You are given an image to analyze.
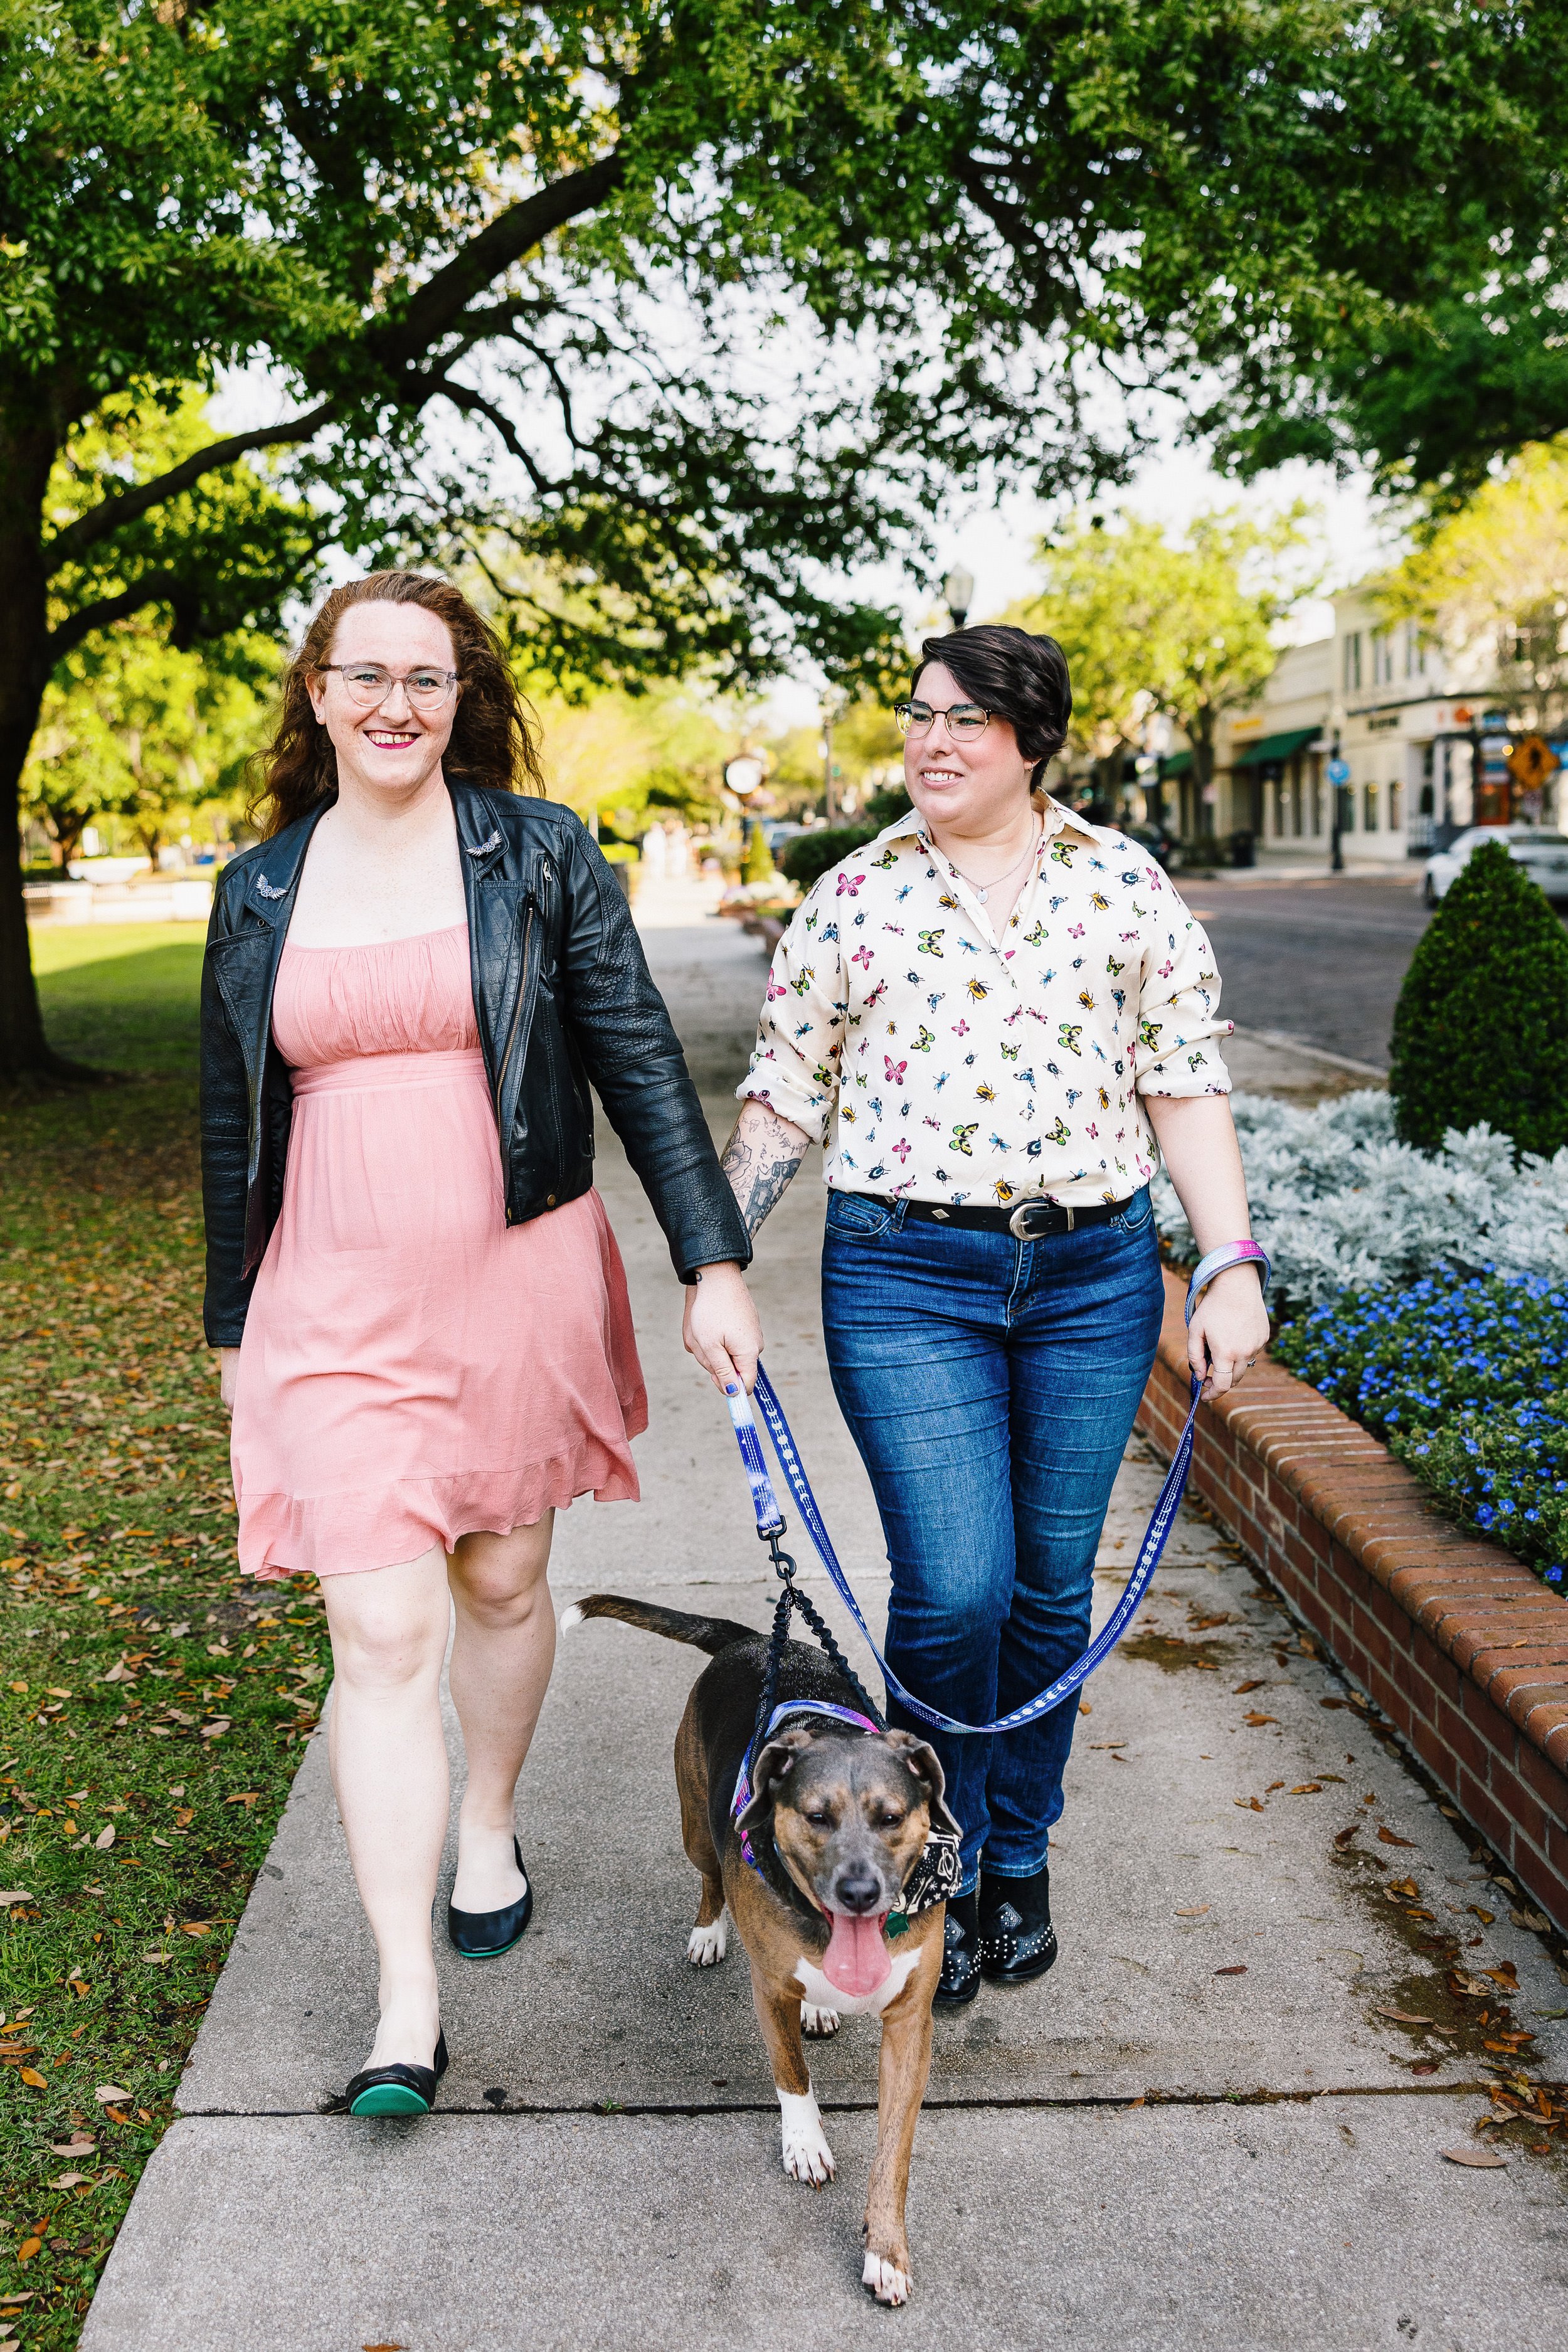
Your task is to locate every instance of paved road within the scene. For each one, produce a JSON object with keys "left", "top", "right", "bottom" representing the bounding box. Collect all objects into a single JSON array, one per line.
[
  {"left": 1180, "top": 874, "right": 1432, "bottom": 1073},
  {"left": 81, "top": 891, "right": 1568, "bottom": 2351}
]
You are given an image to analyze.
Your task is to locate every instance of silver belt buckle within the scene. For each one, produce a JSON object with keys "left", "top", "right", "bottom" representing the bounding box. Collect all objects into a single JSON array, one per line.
[{"left": 1009, "top": 1198, "right": 1070, "bottom": 1239}]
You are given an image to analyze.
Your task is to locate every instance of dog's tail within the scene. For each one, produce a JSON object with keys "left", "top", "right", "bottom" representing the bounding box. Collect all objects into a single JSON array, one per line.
[{"left": 560, "top": 1593, "right": 760, "bottom": 1655}]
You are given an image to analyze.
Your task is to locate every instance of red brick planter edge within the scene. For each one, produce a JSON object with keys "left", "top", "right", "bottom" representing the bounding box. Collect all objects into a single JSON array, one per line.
[{"left": 1136, "top": 1268, "right": 1568, "bottom": 1934}]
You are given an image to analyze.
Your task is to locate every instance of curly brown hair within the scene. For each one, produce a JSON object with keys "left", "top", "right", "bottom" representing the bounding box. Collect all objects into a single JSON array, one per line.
[{"left": 251, "top": 571, "right": 544, "bottom": 837}]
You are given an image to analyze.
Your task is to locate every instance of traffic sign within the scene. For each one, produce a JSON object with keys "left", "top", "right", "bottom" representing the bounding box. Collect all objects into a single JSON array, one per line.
[
  {"left": 1507, "top": 734, "right": 1559, "bottom": 791},
  {"left": 1327, "top": 757, "right": 1351, "bottom": 786}
]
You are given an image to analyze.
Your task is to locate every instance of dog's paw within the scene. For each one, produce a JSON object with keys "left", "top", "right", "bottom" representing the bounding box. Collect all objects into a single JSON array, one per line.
[
  {"left": 862, "top": 2250, "right": 912, "bottom": 2306},
  {"left": 778, "top": 2086, "right": 835, "bottom": 2187},
  {"left": 686, "top": 1909, "right": 728, "bottom": 1966},
  {"left": 800, "top": 2003, "right": 840, "bottom": 2038}
]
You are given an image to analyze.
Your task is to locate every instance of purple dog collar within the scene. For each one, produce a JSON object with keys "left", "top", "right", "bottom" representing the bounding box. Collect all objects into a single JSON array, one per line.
[{"left": 732, "top": 1699, "right": 881, "bottom": 1870}]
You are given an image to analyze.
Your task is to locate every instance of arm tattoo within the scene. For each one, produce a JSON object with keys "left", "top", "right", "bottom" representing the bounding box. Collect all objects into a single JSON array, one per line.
[{"left": 721, "top": 1105, "right": 810, "bottom": 1238}]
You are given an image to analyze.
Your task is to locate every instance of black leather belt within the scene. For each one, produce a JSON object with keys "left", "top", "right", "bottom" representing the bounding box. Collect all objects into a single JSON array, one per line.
[{"left": 869, "top": 1193, "right": 1135, "bottom": 1238}]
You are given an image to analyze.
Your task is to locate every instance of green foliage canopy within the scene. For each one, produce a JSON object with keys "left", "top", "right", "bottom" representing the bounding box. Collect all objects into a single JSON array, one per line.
[
  {"left": 1012, "top": 506, "right": 1318, "bottom": 789},
  {"left": 6, "top": 0, "right": 1566, "bottom": 1074}
]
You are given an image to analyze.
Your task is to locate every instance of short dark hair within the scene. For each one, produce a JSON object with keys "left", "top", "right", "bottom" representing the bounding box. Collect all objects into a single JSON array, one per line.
[{"left": 911, "top": 625, "right": 1073, "bottom": 789}]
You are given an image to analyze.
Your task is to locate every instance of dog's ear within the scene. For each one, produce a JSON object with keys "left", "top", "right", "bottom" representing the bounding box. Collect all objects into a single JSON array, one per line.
[
  {"left": 884, "top": 1730, "right": 963, "bottom": 1840},
  {"left": 735, "top": 1725, "right": 814, "bottom": 1836}
]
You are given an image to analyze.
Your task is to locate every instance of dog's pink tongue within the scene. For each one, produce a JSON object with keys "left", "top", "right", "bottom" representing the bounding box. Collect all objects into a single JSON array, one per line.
[{"left": 822, "top": 1909, "right": 891, "bottom": 1997}]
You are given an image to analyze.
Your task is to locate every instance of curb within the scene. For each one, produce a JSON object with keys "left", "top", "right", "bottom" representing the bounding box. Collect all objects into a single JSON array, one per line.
[{"left": 1137, "top": 1268, "right": 1568, "bottom": 1934}]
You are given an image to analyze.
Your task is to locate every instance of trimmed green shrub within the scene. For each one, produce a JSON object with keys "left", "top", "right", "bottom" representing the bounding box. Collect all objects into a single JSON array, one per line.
[
  {"left": 777, "top": 822, "right": 877, "bottom": 892},
  {"left": 742, "top": 820, "right": 777, "bottom": 884},
  {"left": 1390, "top": 839, "right": 1568, "bottom": 1155}
]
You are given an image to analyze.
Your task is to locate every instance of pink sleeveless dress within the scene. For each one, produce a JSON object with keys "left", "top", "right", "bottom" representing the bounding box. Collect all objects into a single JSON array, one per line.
[{"left": 230, "top": 923, "right": 647, "bottom": 1581}]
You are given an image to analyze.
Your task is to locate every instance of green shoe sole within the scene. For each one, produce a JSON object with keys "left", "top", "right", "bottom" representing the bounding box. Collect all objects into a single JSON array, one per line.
[{"left": 349, "top": 2082, "right": 433, "bottom": 2118}]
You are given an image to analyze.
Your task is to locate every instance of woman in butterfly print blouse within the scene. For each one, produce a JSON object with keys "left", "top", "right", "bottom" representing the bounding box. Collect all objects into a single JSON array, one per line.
[{"left": 698, "top": 625, "right": 1269, "bottom": 2008}]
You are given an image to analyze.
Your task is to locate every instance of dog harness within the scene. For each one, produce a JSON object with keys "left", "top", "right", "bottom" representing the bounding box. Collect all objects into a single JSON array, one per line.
[{"left": 731, "top": 1698, "right": 962, "bottom": 1932}]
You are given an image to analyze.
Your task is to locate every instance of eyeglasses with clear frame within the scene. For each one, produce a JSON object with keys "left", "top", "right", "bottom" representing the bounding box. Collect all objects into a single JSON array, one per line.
[
  {"left": 316, "top": 663, "right": 461, "bottom": 711},
  {"left": 895, "top": 699, "right": 993, "bottom": 739}
]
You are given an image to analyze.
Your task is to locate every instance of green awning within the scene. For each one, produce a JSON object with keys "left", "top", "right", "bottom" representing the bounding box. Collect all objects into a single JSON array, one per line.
[
  {"left": 1161, "top": 750, "right": 1192, "bottom": 776},
  {"left": 1228, "top": 726, "right": 1320, "bottom": 770}
]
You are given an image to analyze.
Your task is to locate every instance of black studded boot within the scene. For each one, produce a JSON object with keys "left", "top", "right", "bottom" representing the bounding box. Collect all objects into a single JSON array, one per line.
[
  {"left": 933, "top": 1888, "right": 982, "bottom": 2009},
  {"left": 978, "top": 1860, "right": 1058, "bottom": 1984}
]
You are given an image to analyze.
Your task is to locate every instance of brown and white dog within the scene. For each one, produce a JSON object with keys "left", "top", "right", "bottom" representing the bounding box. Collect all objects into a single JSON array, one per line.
[{"left": 563, "top": 1593, "right": 960, "bottom": 2304}]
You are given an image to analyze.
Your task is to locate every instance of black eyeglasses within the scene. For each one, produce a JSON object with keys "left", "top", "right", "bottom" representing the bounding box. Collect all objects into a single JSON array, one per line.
[{"left": 895, "top": 699, "right": 993, "bottom": 739}]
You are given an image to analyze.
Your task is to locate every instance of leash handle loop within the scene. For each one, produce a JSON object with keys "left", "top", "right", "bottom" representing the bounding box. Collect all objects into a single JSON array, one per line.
[
  {"left": 1185, "top": 1240, "right": 1271, "bottom": 1326},
  {"left": 726, "top": 1384, "right": 786, "bottom": 1536}
]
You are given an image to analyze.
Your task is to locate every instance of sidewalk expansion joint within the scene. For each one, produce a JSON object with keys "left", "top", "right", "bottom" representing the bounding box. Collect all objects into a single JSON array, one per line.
[{"left": 174, "top": 2080, "right": 1507, "bottom": 2123}]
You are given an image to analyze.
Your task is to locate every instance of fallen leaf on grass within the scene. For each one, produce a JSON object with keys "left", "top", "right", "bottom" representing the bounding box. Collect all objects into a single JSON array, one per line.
[
  {"left": 141, "top": 1951, "right": 171, "bottom": 1966},
  {"left": 1377, "top": 1827, "right": 1416, "bottom": 1848},
  {"left": 94, "top": 2085, "right": 132, "bottom": 2106},
  {"left": 1441, "top": 2146, "right": 1507, "bottom": 2168},
  {"left": 1242, "top": 1711, "right": 1277, "bottom": 1727},
  {"left": 1175, "top": 1905, "right": 1210, "bottom": 1917},
  {"left": 1232, "top": 1680, "right": 1267, "bottom": 1694},
  {"left": 18, "top": 2069, "right": 46, "bottom": 2088},
  {"left": 50, "top": 2138, "right": 94, "bottom": 2158},
  {"left": 0, "top": 1890, "right": 34, "bottom": 1907},
  {"left": 181, "top": 1922, "right": 211, "bottom": 1937},
  {"left": 93, "top": 1825, "right": 114, "bottom": 1851},
  {"left": 14, "top": 2242, "right": 40, "bottom": 2267},
  {"left": 224, "top": 1792, "right": 258, "bottom": 1809},
  {"left": 49, "top": 2173, "right": 90, "bottom": 2190},
  {"left": 1214, "top": 1964, "right": 1248, "bottom": 1976}
]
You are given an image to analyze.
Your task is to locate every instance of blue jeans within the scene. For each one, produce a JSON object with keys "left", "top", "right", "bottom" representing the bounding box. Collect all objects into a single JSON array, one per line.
[{"left": 820, "top": 1188, "right": 1164, "bottom": 1892}]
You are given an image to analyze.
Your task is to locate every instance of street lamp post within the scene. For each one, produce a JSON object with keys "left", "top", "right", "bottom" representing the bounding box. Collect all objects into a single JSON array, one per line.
[{"left": 943, "top": 564, "right": 975, "bottom": 630}]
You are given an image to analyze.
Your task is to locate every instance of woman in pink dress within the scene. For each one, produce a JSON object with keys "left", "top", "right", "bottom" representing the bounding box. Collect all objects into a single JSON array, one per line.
[{"left": 201, "top": 571, "right": 760, "bottom": 2114}]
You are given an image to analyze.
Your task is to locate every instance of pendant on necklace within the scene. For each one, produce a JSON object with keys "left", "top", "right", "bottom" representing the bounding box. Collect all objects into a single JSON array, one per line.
[{"left": 977, "top": 886, "right": 988, "bottom": 903}]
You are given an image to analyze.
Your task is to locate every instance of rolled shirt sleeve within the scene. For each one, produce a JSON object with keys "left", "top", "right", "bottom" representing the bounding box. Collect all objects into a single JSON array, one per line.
[
  {"left": 1132, "top": 896, "right": 1233, "bottom": 1098},
  {"left": 737, "top": 885, "right": 849, "bottom": 1142}
]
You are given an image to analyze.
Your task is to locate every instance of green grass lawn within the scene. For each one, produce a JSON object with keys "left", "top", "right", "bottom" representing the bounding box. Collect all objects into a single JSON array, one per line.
[{"left": 0, "top": 928, "right": 329, "bottom": 2349}]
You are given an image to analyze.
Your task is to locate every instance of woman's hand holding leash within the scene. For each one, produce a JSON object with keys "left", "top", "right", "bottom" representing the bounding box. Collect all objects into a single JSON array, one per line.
[
  {"left": 1187, "top": 1261, "right": 1270, "bottom": 1398},
  {"left": 684, "top": 1261, "right": 763, "bottom": 1394}
]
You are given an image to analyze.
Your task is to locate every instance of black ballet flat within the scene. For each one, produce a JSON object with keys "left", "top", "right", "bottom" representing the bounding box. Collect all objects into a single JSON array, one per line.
[
  {"left": 345, "top": 2028, "right": 448, "bottom": 2117},
  {"left": 447, "top": 1837, "right": 533, "bottom": 1960}
]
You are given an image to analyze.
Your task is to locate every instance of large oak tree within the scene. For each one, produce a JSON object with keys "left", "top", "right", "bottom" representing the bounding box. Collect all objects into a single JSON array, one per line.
[{"left": 3, "top": 0, "right": 1560, "bottom": 1075}]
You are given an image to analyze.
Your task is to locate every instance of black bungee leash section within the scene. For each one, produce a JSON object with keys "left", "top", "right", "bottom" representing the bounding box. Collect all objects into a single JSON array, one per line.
[{"left": 747, "top": 1517, "right": 884, "bottom": 1773}]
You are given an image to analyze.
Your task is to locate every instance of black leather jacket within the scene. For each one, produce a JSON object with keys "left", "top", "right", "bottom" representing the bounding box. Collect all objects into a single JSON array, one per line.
[{"left": 199, "top": 780, "right": 751, "bottom": 1346}]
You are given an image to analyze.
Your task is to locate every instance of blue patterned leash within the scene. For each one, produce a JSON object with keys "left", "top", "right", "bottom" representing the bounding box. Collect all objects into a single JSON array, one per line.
[{"left": 724, "top": 1240, "right": 1270, "bottom": 1737}]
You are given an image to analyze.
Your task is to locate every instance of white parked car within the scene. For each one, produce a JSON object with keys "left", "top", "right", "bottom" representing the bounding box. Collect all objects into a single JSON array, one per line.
[{"left": 1422, "top": 825, "right": 1568, "bottom": 906}]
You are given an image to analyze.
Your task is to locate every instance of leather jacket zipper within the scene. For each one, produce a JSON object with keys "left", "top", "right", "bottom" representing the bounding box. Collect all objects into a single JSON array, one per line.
[{"left": 495, "top": 891, "right": 545, "bottom": 1220}]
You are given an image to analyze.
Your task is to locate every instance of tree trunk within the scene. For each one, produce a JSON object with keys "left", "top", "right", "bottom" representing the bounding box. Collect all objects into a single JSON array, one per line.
[{"left": 0, "top": 406, "right": 92, "bottom": 1081}]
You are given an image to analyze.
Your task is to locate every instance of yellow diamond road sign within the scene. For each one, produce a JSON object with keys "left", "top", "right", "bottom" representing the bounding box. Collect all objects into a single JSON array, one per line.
[{"left": 1506, "top": 734, "right": 1559, "bottom": 790}]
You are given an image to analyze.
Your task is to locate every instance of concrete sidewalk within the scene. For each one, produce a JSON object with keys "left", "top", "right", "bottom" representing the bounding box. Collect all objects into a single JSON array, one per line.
[{"left": 83, "top": 901, "right": 1568, "bottom": 2350}]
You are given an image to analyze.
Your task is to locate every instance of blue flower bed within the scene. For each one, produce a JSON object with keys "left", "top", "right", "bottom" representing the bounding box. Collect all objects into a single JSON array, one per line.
[{"left": 1273, "top": 1269, "right": 1568, "bottom": 1588}]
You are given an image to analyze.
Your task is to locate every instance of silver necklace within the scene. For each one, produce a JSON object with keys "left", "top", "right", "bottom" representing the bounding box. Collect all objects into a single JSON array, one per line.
[{"left": 942, "top": 820, "right": 1041, "bottom": 903}]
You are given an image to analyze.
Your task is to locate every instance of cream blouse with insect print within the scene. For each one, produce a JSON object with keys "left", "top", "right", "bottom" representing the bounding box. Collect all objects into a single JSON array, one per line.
[{"left": 739, "top": 800, "right": 1232, "bottom": 1210}]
